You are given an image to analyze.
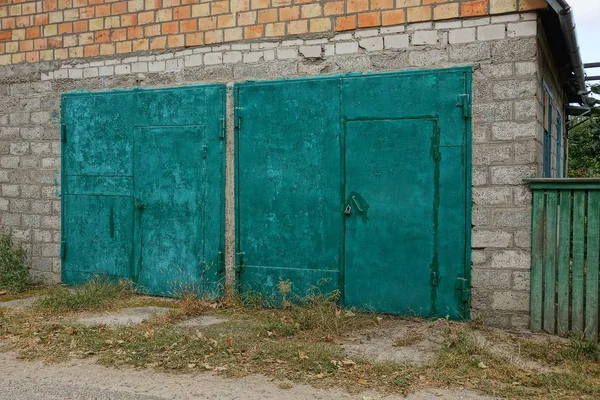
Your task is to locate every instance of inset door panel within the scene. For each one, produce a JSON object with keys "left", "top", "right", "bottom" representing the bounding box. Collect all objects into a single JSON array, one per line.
[
  {"left": 62, "top": 92, "right": 135, "bottom": 176},
  {"left": 134, "top": 126, "right": 214, "bottom": 296},
  {"left": 62, "top": 194, "right": 134, "bottom": 284},
  {"left": 344, "top": 119, "right": 437, "bottom": 315}
]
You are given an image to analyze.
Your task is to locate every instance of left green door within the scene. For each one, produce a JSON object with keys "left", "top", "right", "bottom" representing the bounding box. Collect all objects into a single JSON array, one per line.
[{"left": 62, "top": 85, "right": 226, "bottom": 297}]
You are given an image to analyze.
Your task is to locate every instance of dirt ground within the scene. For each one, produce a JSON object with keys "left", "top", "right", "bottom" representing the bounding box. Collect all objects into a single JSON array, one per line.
[
  {"left": 1, "top": 287, "right": 599, "bottom": 399},
  {"left": 0, "top": 351, "right": 493, "bottom": 400}
]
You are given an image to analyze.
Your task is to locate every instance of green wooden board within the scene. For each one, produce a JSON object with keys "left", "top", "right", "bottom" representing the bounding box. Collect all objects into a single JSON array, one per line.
[
  {"left": 557, "top": 190, "right": 572, "bottom": 336},
  {"left": 586, "top": 191, "right": 600, "bottom": 339},
  {"left": 61, "top": 85, "right": 226, "bottom": 297},
  {"left": 543, "top": 191, "right": 557, "bottom": 333},
  {"left": 530, "top": 190, "right": 545, "bottom": 331},
  {"left": 235, "top": 68, "right": 470, "bottom": 317},
  {"left": 572, "top": 191, "right": 586, "bottom": 333}
]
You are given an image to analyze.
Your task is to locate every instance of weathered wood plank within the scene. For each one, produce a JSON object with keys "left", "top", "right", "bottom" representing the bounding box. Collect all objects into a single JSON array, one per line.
[
  {"left": 585, "top": 191, "right": 600, "bottom": 340},
  {"left": 557, "top": 190, "right": 572, "bottom": 336},
  {"left": 543, "top": 191, "right": 558, "bottom": 333},
  {"left": 572, "top": 191, "right": 586, "bottom": 334},
  {"left": 530, "top": 189, "right": 545, "bottom": 331}
]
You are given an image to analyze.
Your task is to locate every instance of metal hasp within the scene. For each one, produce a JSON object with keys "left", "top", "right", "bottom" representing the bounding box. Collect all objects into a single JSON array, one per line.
[
  {"left": 61, "top": 85, "right": 226, "bottom": 298},
  {"left": 235, "top": 68, "right": 472, "bottom": 319}
]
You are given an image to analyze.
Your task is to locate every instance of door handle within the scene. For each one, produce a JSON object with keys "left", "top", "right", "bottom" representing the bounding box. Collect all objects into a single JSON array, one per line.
[
  {"left": 351, "top": 196, "right": 364, "bottom": 213},
  {"left": 344, "top": 204, "right": 352, "bottom": 215}
]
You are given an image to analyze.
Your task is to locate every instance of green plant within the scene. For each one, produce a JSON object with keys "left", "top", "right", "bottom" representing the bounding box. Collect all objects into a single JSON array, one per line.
[
  {"left": 569, "top": 84, "right": 600, "bottom": 177},
  {"left": 0, "top": 233, "right": 30, "bottom": 293},
  {"left": 34, "top": 278, "right": 133, "bottom": 313},
  {"left": 561, "top": 336, "right": 600, "bottom": 362}
]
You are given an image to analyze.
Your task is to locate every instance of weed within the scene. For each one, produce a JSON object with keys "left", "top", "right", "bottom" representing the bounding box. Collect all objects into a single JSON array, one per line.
[
  {"left": 281, "top": 290, "right": 374, "bottom": 338},
  {"left": 264, "top": 321, "right": 297, "bottom": 337},
  {"left": 175, "top": 286, "right": 213, "bottom": 317},
  {"left": 562, "top": 336, "right": 600, "bottom": 362},
  {"left": 5, "top": 286, "right": 600, "bottom": 399},
  {"left": 0, "top": 233, "right": 30, "bottom": 293},
  {"left": 520, "top": 335, "right": 600, "bottom": 367},
  {"left": 278, "top": 382, "right": 294, "bottom": 390},
  {"left": 34, "top": 278, "right": 133, "bottom": 313},
  {"left": 392, "top": 330, "right": 423, "bottom": 347}
]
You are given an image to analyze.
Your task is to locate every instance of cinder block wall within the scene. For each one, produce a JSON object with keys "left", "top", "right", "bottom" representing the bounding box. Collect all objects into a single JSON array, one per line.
[{"left": 0, "top": 0, "right": 552, "bottom": 330}]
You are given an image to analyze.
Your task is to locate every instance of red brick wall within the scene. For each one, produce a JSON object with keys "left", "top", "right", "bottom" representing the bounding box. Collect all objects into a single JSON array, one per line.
[{"left": 0, "top": 0, "right": 547, "bottom": 65}]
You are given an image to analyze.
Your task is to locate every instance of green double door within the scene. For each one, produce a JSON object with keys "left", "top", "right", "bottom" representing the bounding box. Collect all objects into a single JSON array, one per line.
[
  {"left": 61, "top": 85, "right": 225, "bottom": 297},
  {"left": 236, "top": 69, "right": 471, "bottom": 317}
]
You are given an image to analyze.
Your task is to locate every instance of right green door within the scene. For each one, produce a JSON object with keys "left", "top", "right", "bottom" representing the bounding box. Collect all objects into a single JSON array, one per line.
[
  {"left": 235, "top": 68, "right": 471, "bottom": 318},
  {"left": 341, "top": 70, "right": 471, "bottom": 319}
]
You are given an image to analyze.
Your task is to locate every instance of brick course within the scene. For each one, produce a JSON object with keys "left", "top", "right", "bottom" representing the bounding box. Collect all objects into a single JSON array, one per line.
[{"left": 0, "top": 0, "right": 547, "bottom": 65}]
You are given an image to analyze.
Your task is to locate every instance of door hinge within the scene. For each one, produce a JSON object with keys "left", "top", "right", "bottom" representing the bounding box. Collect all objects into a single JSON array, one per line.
[
  {"left": 219, "top": 117, "right": 225, "bottom": 140},
  {"left": 455, "top": 277, "right": 471, "bottom": 303},
  {"left": 456, "top": 94, "right": 471, "bottom": 118},
  {"left": 432, "top": 144, "right": 440, "bottom": 161},
  {"left": 202, "top": 145, "right": 208, "bottom": 159},
  {"left": 430, "top": 271, "right": 439, "bottom": 287},
  {"left": 60, "top": 241, "right": 66, "bottom": 259},
  {"left": 60, "top": 124, "right": 66, "bottom": 142},
  {"left": 235, "top": 252, "right": 245, "bottom": 273},
  {"left": 234, "top": 108, "right": 243, "bottom": 130}
]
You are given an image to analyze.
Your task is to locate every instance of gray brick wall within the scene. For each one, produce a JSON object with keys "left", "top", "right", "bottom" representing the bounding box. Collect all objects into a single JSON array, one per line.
[{"left": 0, "top": 12, "right": 544, "bottom": 329}]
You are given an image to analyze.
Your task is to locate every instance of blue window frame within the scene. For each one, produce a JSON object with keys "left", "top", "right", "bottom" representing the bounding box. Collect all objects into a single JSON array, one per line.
[
  {"left": 556, "top": 112, "right": 563, "bottom": 178},
  {"left": 542, "top": 84, "right": 553, "bottom": 178}
]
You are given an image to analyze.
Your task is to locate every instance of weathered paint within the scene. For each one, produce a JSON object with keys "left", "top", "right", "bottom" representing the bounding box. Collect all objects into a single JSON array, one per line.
[
  {"left": 235, "top": 68, "right": 471, "bottom": 317},
  {"left": 61, "top": 85, "right": 226, "bottom": 297},
  {"left": 528, "top": 179, "right": 600, "bottom": 340},
  {"left": 235, "top": 76, "right": 342, "bottom": 301}
]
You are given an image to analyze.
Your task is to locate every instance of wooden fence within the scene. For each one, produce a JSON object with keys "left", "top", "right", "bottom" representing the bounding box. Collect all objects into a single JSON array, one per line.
[{"left": 528, "top": 179, "right": 600, "bottom": 340}]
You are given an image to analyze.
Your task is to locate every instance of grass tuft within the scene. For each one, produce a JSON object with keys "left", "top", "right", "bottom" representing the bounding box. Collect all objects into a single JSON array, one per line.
[
  {"left": 34, "top": 278, "right": 133, "bottom": 313},
  {"left": 562, "top": 336, "right": 600, "bottom": 362},
  {"left": 0, "top": 233, "right": 30, "bottom": 293}
]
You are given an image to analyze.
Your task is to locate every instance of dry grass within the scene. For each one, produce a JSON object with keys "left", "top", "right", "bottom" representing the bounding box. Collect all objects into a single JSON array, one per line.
[
  {"left": 33, "top": 279, "right": 134, "bottom": 314},
  {"left": 2, "top": 284, "right": 600, "bottom": 399},
  {"left": 392, "top": 329, "right": 423, "bottom": 347}
]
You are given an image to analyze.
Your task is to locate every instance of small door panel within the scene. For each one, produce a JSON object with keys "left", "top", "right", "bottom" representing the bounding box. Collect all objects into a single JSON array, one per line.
[
  {"left": 63, "top": 194, "right": 134, "bottom": 284},
  {"left": 344, "top": 119, "right": 436, "bottom": 315},
  {"left": 62, "top": 92, "right": 134, "bottom": 176},
  {"left": 134, "top": 126, "right": 218, "bottom": 296},
  {"left": 437, "top": 145, "right": 467, "bottom": 318}
]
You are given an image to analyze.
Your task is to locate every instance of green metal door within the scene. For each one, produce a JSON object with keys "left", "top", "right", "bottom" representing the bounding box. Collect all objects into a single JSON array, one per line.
[
  {"left": 62, "top": 85, "right": 226, "bottom": 297},
  {"left": 344, "top": 119, "right": 437, "bottom": 315},
  {"left": 341, "top": 71, "right": 471, "bottom": 318},
  {"left": 236, "top": 69, "right": 471, "bottom": 317},
  {"left": 235, "top": 78, "right": 342, "bottom": 300}
]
